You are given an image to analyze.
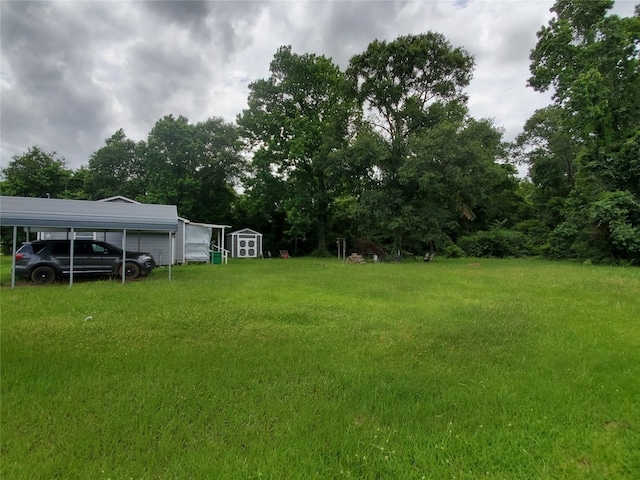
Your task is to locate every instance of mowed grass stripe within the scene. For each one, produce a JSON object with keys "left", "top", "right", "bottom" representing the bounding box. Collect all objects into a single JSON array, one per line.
[{"left": 1, "top": 258, "right": 639, "bottom": 478}]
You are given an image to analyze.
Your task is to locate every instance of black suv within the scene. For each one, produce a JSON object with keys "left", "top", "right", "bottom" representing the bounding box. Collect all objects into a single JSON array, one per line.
[{"left": 14, "top": 240, "right": 157, "bottom": 284}]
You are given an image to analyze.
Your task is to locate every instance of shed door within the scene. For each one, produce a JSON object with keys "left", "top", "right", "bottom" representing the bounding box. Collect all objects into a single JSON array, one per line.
[{"left": 237, "top": 235, "right": 257, "bottom": 258}]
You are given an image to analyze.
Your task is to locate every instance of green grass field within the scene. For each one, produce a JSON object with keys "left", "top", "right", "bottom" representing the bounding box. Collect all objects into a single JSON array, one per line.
[{"left": 1, "top": 257, "right": 639, "bottom": 479}]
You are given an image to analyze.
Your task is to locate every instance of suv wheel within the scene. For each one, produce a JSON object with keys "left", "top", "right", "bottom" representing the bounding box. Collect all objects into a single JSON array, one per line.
[
  {"left": 31, "top": 266, "right": 56, "bottom": 284},
  {"left": 119, "top": 262, "right": 141, "bottom": 279}
]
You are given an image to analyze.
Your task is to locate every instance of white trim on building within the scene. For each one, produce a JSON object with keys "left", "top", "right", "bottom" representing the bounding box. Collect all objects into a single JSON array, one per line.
[{"left": 226, "top": 228, "right": 263, "bottom": 258}]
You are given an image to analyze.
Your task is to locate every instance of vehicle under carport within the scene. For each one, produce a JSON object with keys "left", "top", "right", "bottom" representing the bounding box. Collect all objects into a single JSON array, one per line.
[{"left": 0, "top": 196, "right": 178, "bottom": 288}]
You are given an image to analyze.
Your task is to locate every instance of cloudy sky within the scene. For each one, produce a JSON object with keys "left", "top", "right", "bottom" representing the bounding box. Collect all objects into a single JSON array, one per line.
[{"left": 1, "top": 0, "right": 637, "bottom": 171}]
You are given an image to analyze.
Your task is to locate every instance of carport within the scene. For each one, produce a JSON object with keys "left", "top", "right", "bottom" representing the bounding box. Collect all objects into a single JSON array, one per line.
[{"left": 0, "top": 196, "right": 178, "bottom": 288}]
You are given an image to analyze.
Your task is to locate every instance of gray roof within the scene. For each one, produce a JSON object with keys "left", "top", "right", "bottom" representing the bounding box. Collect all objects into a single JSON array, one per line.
[
  {"left": 228, "top": 228, "right": 262, "bottom": 236},
  {"left": 0, "top": 196, "right": 178, "bottom": 232}
]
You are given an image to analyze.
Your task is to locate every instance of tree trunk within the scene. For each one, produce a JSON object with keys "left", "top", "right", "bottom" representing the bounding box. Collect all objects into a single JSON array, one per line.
[
  {"left": 315, "top": 170, "right": 329, "bottom": 254},
  {"left": 317, "top": 212, "right": 327, "bottom": 252},
  {"left": 393, "top": 229, "right": 402, "bottom": 256}
]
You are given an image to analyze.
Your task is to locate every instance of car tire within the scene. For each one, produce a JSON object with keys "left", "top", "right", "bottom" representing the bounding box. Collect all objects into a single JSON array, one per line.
[
  {"left": 119, "top": 262, "right": 141, "bottom": 279},
  {"left": 31, "top": 266, "right": 56, "bottom": 284}
]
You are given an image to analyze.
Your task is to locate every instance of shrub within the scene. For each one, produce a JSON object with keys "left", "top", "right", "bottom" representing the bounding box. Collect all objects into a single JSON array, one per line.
[
  {"left": 457, "top": 228, "right": 529, "bottom": 258},
  {"left": 512, "top": 219, "right": 549, "bottom": 256},
  {"left": 443, "top": 244, "right": 465, "bottom": 258},
  {"left": 545, "top": 222, "right": 579, "bottom": 259}
]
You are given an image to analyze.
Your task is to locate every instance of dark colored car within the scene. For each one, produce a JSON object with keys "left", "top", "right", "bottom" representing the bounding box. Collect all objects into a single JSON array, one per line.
[{"left": 14, "top": 240, "right": 157, "bottom": 284}]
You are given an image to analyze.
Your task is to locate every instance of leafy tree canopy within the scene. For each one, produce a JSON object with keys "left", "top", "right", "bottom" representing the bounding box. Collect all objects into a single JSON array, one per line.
[
  {"left": 1, "top": 146, "right": 72, "bottom": 199},
  {"left": 347, "top": 32, "right": 476, "bottom": 251},
  {"left": 144, "top": 115, "right": 245, "bottom": 223},
  {"left": 529, "top": 0, "right": 640, "bottom": 194},
  {"left": 238, "top": 46, "right": 356, "bottom": 253},
  {"left": 525, "top": 0, "right": 640, "bottom": 262},
  {"left": 85, "top": 129, "right": 146, "bottom": 201}
]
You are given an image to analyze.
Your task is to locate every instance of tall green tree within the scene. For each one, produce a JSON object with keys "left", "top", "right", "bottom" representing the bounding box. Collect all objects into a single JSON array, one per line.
[
  {"left": 238, "top": 46, "right": 355, "bottom": 254},
  {"left": 234, "top": 146, "right": 290, "bottom": 253},
  {"left": 513, "top": 106, "right": 578, "bottom": 229},
  {"left": 1, "top": 146, "right": 71, "bottom": 198},
  {"left": 189, "top": 117, "right": 245, "bottom": 225},
  {"left": 85, "top": 129, "right": 146, "bottom": 201},
  {"left": 64, "top": 167, "right": 90, "bottom": 200},
  {"left": 347, "top": 33, "right": 475, "bottom": 251},
  {"left": 144, "top": 115, "right": 244, "bottom": 223},
  {"left": 403, "top": 117, "right": 510, "bottom": 247},
  {"left": 328, "top": 123, "right": 389, "bottom": 244},
  {"left": 144, "top": 115, "right": 197, "bottom": 213},
  {"left": 515, "top": 106, "right": 577, "bottom": 196},
  {"left": 529, "top": 0, "right": 640, "bottom": 261}
]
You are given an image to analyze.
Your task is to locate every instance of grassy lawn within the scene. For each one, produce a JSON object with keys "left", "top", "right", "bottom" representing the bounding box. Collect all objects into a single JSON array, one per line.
[{"left": 1, "top": 256, "right": 639, "bottom": 479}]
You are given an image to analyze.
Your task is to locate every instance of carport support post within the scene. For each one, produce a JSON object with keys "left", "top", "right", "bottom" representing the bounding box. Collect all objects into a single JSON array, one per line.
[
  {"left": 168, "top": 231, "right": 172, "bottom": 282},
  {"left": 11, "top": 226, "right": 17, "bottom": 288},
  {"left": 70, "top": 228, "right": 75, "bottom": 287},
  {"left": 122, "top": 229, "right": 127, "bottom": 285}
]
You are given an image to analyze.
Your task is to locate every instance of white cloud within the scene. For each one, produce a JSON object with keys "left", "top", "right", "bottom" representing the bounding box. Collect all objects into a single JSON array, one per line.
[{"left": 2, "top": 0, "right": 633, "bottom": 171}]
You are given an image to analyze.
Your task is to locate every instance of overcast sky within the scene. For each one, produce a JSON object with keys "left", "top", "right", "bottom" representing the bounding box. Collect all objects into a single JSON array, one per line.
[{"left": 1, "top": 0, "right": 637, "bottom": 171}]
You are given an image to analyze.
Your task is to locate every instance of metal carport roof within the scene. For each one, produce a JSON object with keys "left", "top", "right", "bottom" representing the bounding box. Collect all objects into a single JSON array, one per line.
[
  {"left": 0, "top": 196, "right": 179, "bottom": 287},
  {"left": 0, "top": 196, "right": 178, "bottom": 231}
]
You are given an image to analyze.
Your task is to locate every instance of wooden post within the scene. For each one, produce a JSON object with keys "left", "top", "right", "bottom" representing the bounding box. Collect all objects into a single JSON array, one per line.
[{"left": 337, "top": 237, "right": 346, "bottom": 261}]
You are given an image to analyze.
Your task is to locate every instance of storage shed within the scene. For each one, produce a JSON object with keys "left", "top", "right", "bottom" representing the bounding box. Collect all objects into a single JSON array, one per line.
[
  {"left": 226, "top": 228, "right": 263, "bottom": 258},
  {"left": 0, "top": 195, "right": 178, "bottom": 287}
]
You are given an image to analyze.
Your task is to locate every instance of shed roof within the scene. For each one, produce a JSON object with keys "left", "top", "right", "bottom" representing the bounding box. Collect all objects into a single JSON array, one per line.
[
  {"left": 0, "top": 196, "right": 178, "bottom": 232},
  {"left": 228, "top": 228, "right": 262, "bottom": 236},
  {"left": 98, "top": 195, "right": 140, "bottom": 204}
]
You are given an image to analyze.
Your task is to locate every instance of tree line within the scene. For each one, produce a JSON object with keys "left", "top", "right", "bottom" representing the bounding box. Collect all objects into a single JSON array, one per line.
[{"left": 2, "top": 0, "right": 639, "bottom": 264}]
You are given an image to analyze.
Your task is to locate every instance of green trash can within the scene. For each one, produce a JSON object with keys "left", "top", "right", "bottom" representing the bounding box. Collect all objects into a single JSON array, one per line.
[{"left": 211, "top": 251, "right": 222, "bottom": 265}]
